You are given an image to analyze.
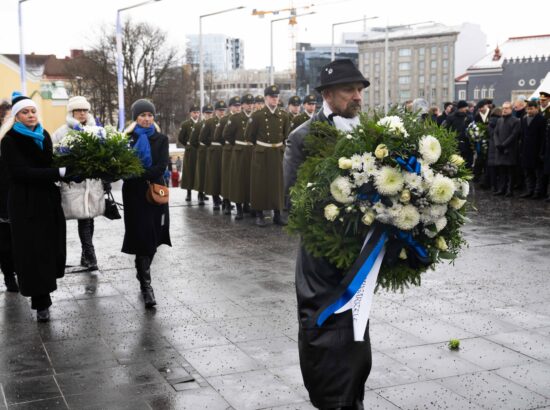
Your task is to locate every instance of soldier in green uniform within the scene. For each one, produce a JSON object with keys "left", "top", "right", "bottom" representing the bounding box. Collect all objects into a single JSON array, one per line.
[
  {"left": 219, "top": 97, "right": 242, "bottom": 215},
  {"left": 246, "top": 85, "right": 290, "bottom": 227},
  {"left": 203, "top": 101, "right": 226, "bottom": 210},
  {"left": 287, "top": 95, "right": 301, "bottom": 121},
  {"left": 178, "top": 104, "right": 200, "bottom": 201},
  {"left": 254, "top": 95, "right": 265, "bottom": 112},
  {"left": 290, "top": 94, "right": 317, "bottom": 132},
  {"left": 193, "top": 104, "right": 214, "bottom": 205},
  {"left": 226, "top": 94, "right": 255, "bottom": 220}
]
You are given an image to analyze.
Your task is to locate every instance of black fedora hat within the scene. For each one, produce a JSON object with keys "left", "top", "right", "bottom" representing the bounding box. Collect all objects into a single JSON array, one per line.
[{"left": 315, "top": 59, "right": 370, "bottom": 92}]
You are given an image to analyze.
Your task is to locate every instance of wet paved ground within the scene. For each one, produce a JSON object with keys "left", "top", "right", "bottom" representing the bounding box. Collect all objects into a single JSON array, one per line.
[{"left": 1, "top": 184, "right": 550, "bottom": 410}]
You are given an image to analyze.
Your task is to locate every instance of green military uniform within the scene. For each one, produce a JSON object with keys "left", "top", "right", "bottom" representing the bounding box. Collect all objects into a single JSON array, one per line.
[
  {"left": 179, "top": 118, "right": 200, "bottom": 190},
  {"left": 226, "top": 107, "right": 254, "bottom": 204},
  {"left": 221, "top": 97, "right": 242, "bottom": 201},
  {"left": 246, "top": 86, "right": 290, "bottom": 212},
  {"left": 290, "top": 94, "right": 317, "bottom": 132},
  {"left": 193, "top": 105, "right": 214, "bottom": 195},
  {"left": 204, "top": 101, "right": 227, "bottom": 198}
]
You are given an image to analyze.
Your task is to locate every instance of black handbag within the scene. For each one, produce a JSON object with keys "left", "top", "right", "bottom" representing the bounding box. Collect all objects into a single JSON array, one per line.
[{"left": 104, "top": 190, "right": 122, "bottom": 220}]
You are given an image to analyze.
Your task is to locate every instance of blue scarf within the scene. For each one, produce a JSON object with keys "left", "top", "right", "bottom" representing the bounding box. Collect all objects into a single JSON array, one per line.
[
  {"left": 132, "top": 124, "right": 155, "bottom": 168},
  {"left": 13, "top": 122, "right": 45, "bottom": 150}
]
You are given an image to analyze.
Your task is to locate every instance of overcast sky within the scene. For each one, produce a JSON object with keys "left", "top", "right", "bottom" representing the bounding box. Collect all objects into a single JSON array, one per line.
[{"left": 3, "top": 0, "right": 547, "bottom": 71}]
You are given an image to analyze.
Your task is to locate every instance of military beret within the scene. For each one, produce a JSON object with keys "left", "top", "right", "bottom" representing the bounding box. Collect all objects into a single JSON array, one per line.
[
  {"left": 242, "top": 94, "right": 255, "bottom": 104},
  {"left": 264, "top": 85, "right": 280, "bottom": 96},
  {"left": 303, "top": 94, "right": 317, "bottom": 104},
  {"left": 288, "top": 96, "right": 301, "bottom": 106},
  {"left": 255, "top": 95, "right": 264, "bottom": 103},
  {"left": 189, "top": 104, "right": 200, "bottom": 113},
  {"left": 214, "top": 100, "right": 227, "bottom": 110},
  {"left": 229, "top": 96, "right": 241, "bottom": 106},
  {"left": 202, "top": 104, "right": 214, "bottom": 113}
]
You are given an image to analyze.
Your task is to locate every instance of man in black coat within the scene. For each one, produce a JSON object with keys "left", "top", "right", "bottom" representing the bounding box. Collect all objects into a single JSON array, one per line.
[
  {"left": 436, "top": 102, "right": 454, "bottom": 126},
  {"left": 443, "top": 100, "right": 473, "bottom": 168},
  {"left": 284, "top": 59, "right": 371, "bottom": 410},
  {"left": 493, "top": 101, "right": 521, "bottom": 197},
  {"left": 519, "top": 101, "right": 547, "bottom": 199}
]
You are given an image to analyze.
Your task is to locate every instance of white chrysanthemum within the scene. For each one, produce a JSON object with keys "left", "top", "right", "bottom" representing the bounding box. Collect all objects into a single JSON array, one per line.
[
  {"left": 350, "top": 154, "right": 363, "bottom": 170},
  {"left": 374, "top": 166, "right": 404, "bottom": 196},
  {"left": 363, "top": 161, "right": 378, "bottom": 177},
  {"left": 404, "top": 173, "right": 424, "bottom": 192},
  {"left": 454, "top": 180, "right": 470, "bottom": 198},
  {"left": 428, "top": 174, "right": 456, "bottom": 204},
  {"left": 324, "top": 204, "right": 340, "bottom": 221},
  {"left": 435, "top": 216, "right": 447, "bottom": 232},
  {"left": 392, "top": 204, "right": 420, "bottom": 231},
  {"left": 377, "top": 116, "right": 409, "bottom": 137},
  {"left": 420, "top": 204, "right": 447, "bottom": 224},
  {"left": 418, "top": 135, "right": 442, "bottom": 165},
  {"left": 421, "top": 164, "right": 435, "bottom": 182},
  {"left": 352, "top": 171, "right": 370, "bottom": 187},
  {"left": 362, "top": 152, "right": 375, "bottom": 167},
  {"left": 330, "top": 176, "right": 354, "bottom": 204}
]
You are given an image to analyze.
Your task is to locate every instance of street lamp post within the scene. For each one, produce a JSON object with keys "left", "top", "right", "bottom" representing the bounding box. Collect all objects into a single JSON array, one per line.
[
  {"left": 116, "top": 0, "right": 162, "bottom": 131},
  {"left": 270, "top": 12, "right": 315, "bottom": 85},
  {"left": 199, "top": 7, "right": 245, "bottom": 116},
  {"left": 18, "top": 0, "right": 30, "bottom": 95},
  {"left": 331, "top": 16, "right": 378, "bottom": 61}
]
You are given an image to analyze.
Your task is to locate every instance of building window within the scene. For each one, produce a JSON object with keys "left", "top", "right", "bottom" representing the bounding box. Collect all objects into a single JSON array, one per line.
[
  {"left": 375, "top": 64, "right": 380, "bottom": 73},
  {"left": 431, "top": 88, "right": 437, "bottom": 100},
  {"left": 481, "top": 87, "right": 487, "bottom": 98},
  {"left": 473, "top": 87, "right": 480, "bottom": 99},
  {"left": 399, "top": 90, "right": 411, "bottom": 100},
  {"left": 399, "top": 76, "right": 411, "bottom": 85},
  {"left": 443, "top": 74, "right": 449, "bottom": 84},
  {"left": 431, "top": 60, "right": 437, "bottom": 69},
  {"left": 442, "top": 59, "right": 448, "bottom": 69},
  {"left": 399, "top": 62, "right": 411, "bottom": 71},
  {"left": 488, "top": 87, "right": 495, "bottom": 98},
  {"left": 364, "top": 52, "right": 370, "bottom": 62},
  {"left": 399, "top": 48, "right": 412, "bottom": 57},
  {"left": 418, "top": 47, "right": 425, "bottom": 56},
  {"left": 418, "top": 61, "right": 425, "bottom": 71},
  {"left": 459, "top": 90, "right": 466, "bottom": 100},
  {"left": 374, "top": 51, "right": 381, "bottom": 62},
  {"left": 419, "top": 75, "right": 425, "bottom": 84},
  {"left": 364, "top": 64, "right": 369, "bottom": 73},
  {"left": 443, "top": 45, "right": 449, "bottom": 54},
  {"left": 419, "top": 89, "right": 425, "bottom": 97},
  {"left": 443, "top": 88, "right": 448, "bottom": 98},
  {"left": 431, "top": 46, "right": 437, "bottom": 55},
  {"left": 430, "top": 75, "right": 436, "bottom": 84}
]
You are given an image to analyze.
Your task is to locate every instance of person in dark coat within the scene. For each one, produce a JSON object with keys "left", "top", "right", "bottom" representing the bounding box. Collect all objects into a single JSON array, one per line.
[
  {"left": 485, "top": 107, "right": 502, "bottom": 192},
  {"left": 436, "top": 102, "right": 454, "bottom": 126},
  {"left": 178, "top": 104, "right": 200, "bottom": 201},
  {"left": 493, "top": 101, "right": 521, "bottom": 197},
  {"left": 193, "top": 104, "right": 214, "bottom": 205},
  {"left": 519, "top": 100, "right": 548, "bottom": 199},
  {"left": 443, "top": 100, "right": 473, "bottom": 168},
  {"left": 472, "top": 99, "right": 491, "bottom": 185},
  {"left": 202, "top": 101, "right": 226, "bottom": 210},
  {"left": 0, "top": 92, "right": 67, "bottom": 321},
  {"left": 284, "top": 59, "right": 372, "bottom": 410},
  {"left": 122, "top": 99, "right": 171, "bottom": 308}
]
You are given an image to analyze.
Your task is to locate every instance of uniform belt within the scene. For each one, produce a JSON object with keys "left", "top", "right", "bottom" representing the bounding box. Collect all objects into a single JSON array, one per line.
[
  {"left": 256, "top": 141, "right": 283, "bottom": 148},
  {"left": 225, "top": 141, "right": 232, "bottom": 145},
  {"left": 210, "top": 142, "right": 222, "bottom": 146},
  {"left": 235, "top": 140, "right": 253, "bottom": 146},
  {"left": 199, "top": 142, "right": 206, "bottom": 146}
]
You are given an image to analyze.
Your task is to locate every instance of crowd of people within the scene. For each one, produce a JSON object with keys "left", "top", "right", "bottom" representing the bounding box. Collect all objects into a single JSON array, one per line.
[{"left": 0, "top": 93, "right": 170, "bottom": 321}]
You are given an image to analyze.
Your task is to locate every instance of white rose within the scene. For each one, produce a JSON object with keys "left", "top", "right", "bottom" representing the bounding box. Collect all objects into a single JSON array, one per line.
[
  {"left": 338, "top": 157, "right": 353, "bottom": 170},
  {"left": 449, "top": 154, "right": 465, "bottom": 166},
  {"left": 324, "top": 204, "right": 340, "bottom": 221},
  {"left": 435, "top": 236, "right": 448, "bottom": 251},
  {"left": 449, "top": 197, "right": 466, "bottom": 210},
  {"left": 361, "top": 211, "right": 376, "bottom": 225}
]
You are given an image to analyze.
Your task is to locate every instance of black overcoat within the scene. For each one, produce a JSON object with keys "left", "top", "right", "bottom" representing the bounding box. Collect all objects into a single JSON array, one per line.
[
  {"left": 122, "top": 130, "right": 171, "bottom": 256},
  {"left": 444, "top": 111, "right": 472, "bottom": 166},
  {"left": 0, "top": 128, "right": 66, "bottom": 296},
  {"left": 283, "top": 110, "right": 372, "bottom": 409},
  {"left": 494, "top": 115, "right": 521, "bottom": 166},
  {"left": 520, "top": 114, "right": 546, "bottom": 169}
]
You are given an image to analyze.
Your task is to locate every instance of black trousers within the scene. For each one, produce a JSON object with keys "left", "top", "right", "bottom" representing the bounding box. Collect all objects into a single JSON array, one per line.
[
  {"left": 31, "top": 294, "right": 52, "bottom": 310},
  {"left": 78, "top": 218, "right": 96, "bottom": 264},
  {"left": 524, "top": 166, "right": 549, "bottom": 196},
  {"left": 497, "top": 165, "right": 515, "bottom": 193}
]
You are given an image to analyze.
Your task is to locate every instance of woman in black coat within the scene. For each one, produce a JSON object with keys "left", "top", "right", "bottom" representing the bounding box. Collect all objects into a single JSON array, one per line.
[
  {"left": 0, "top": 92, "right": 66, "bottom": 321},
  {"left": 122, "top": 99, "right": 171, "bottom": 308}
]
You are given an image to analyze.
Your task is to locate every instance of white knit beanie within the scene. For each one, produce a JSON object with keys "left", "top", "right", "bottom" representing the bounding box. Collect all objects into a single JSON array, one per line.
[{"left": 67, "top": 96, "right": 91, "bottom": 113}]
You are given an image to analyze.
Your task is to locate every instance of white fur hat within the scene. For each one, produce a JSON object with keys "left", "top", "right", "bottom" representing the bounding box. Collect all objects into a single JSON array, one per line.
[{"left": 67, "top": 96, "right": 91, "bottom": 113}]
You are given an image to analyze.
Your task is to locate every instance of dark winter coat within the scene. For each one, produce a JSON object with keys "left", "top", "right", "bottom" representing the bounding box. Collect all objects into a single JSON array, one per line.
[
  {"left": 520, "top": 114, "right": 546, "bottom": 169},
  {"left": 283, "top": 109, "right": 372, "bottom": 408},
  {"left": 195, "top": 118, "right": 219, "bottom": 192},
  {"left": 487, "top": 114, "right": 501, "bottom": 167},
  {"left": 218, "top": 115, "right": 233, "bottom": 199},
  {"left": 204, "top": 115, "right": 227, "bottom": 196},
  {"left": 122, "top": 127, "right": 171, "bottom": 256},
  {"left": 180, "top": 119, "right": 201, "bottom": 190},
  {"left": 444, "top": 111, "right": 472, "bottom": 166},
  {"left": 0, "top": 156, "right": 11, "bottom": 253},
  {"left": 494, "top": 114, "right": 521, "bottom": 166},
  {"left": 226, "top": 111, "right": 253, "bottom": 203},
  {"left": 0, "top": 127, "right": 66, "bottom": 296}
]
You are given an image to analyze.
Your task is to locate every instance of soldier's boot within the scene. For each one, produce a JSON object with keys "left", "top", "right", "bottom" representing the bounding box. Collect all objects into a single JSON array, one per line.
[
  {"left": 223, "top": 199, "right": 232, "bottom": 215},
  {"left": 213, "top": 195, "right": 221, "bottom": 210},
  {"left": 243, "top": 203, "right": 251, "bottom": 213},
  {"left": 3, "top": 272, "right": 19, "bottom": 293},
  {"left": 198, "top": 192, "right": 205, "bottom": 206},
  {"left": 255, "top": 211, "right": 267, "bottom": 227},
  {"left": 185, "top": 190, "right": 192, "bottom": 202},
  {"left": 273, "top": 210, "right": 287, "bottom": 226},
  {"left": 135, "top": 255, "right": 156, "bottom": 308},
  {"left": 235, "top": 203, "right": 244, "bottom": 220}
]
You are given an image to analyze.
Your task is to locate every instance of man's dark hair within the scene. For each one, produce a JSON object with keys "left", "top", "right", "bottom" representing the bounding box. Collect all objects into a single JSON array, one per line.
[{"left": 443, "top": 101, "right": 453, "bottom": 110}]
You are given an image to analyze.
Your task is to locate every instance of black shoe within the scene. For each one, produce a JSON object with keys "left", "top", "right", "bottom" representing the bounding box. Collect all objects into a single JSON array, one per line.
[
  {"left": 4, "top": 275, "right": 19, "bottom": 292},
  {"left": 273, "top": 210, "right": 287, "bottom": 226},
  {"left": 504, "top": 191, "right": 513, "bottom": 198},
  {"left": 185, "top": 190, "right": 191, "bottom": 202},
  {"left": 519, "top": 192, "right": 533, "bottom": 198},
  {"left": 243, "top": 203, "right": 251, "bottom": 213},
  {"left": 255, "top": 216, "right": 267, "bottom": 227},
  {"left": 204, "top": 195, "right": 210, "bottom": 201},
  {"left": 235, "top": 204, "right": 243, "bottom": 220},
  {"left": 142, "top": 288, "right": 157, "bottom": 308},
  {"left": 531, "top": 193, "right": 545, "bottom": 200},
  {"left": 213, "top": 203, "right": 220, "bottom": 210},
  {"left": 36, "top": 308, "right": 50, "bottom": 322},
  {"left": 198, "top": 193, "right": 205, "bottom": 206},
  {"left": 223, "top": 200, "right": 232, "bottom": 215},
  {"left": 493, "top": 191, "right": 505, "bottom": 196}
]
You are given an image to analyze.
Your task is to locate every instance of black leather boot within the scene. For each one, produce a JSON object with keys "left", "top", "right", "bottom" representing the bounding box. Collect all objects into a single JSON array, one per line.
[
  {"left": 135, "top": 256, "right": 156, "bottom": 308},
  {"left": 4, "top": 272, "right": 19, "bottom": 292},
  {"left": 78, "top": 219, "right": 98, "bottom": 271},
  {"left": 223, "top": 199, "right": 231, "bottom": 215},
  {"left": 243, "top": 203, "right": 251, "bottom": 213},
  {"left": 198, "top": 192, "right": 205, "bottom": 206},
  {"left": 213, "top": 195, "right": 221, "bottom": 210},
  {"left": 185, "top": 190, "right": 191, "bottom": 202},
  {"left": 273, "top": 210, "right": 287, "bottom": 226},
  {"left": 235, "top": 203, "right": 244, "bottom": 220}
]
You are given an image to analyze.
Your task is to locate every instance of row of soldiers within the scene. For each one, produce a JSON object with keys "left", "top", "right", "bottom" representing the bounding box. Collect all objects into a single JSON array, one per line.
[{"left": 177, "top": 86, "right": 317, "bottom": 226}]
